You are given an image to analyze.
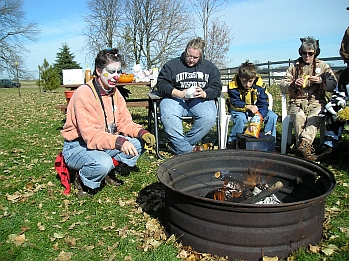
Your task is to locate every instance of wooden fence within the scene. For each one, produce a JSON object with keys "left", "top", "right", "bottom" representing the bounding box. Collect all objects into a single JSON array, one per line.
[{"left": 220, "top": 56, "right": 346, "bottom": 87}]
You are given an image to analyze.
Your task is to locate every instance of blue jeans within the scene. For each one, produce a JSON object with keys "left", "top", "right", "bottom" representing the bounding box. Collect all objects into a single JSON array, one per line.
[
  {"left": 62, "top": 137, "right": 142, "bottom": 189},
  {"left": 160, "top": 97, "right": 217, "bottom": 155},
  {"left": 228, "top": 110, "right": 278, "bottom": 143}
]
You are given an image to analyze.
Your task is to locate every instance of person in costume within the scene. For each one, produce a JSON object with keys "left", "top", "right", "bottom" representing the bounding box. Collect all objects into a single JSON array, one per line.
[
  {"left": 61, "top": 48, "right": 155, "bottom": 197},
  {"left": 280, "top": 36, "right": 337, "bottom": 161}
]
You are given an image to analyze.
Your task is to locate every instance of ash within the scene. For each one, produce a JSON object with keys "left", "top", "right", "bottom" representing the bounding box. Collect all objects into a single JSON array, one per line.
[{"left": 252, "top": 186, "right": 282, "bottom": 204}]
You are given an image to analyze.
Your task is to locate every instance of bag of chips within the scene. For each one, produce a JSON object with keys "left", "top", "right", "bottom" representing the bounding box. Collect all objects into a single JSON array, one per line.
[{"left": 244, "top": 112, "right": 263, "bottom": 138}]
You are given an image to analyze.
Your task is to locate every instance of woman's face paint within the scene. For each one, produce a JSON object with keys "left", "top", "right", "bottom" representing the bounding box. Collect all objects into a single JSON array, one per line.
[{"left": 99, "top": 62, "right": 122, "bottom": 89}]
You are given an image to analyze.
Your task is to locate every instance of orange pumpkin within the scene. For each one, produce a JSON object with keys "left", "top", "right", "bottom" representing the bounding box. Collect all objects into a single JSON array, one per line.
[{"left": 118, "top": 73, "right": 134, "bottom": 83}]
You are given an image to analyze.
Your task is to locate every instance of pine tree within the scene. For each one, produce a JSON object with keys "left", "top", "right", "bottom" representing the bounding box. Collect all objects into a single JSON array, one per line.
[
  {"left": 53, "top": 43, "right": 82, "bottom": 84},
  {"left": 38, "top": 59, "right": 60, "bottom": 92}
]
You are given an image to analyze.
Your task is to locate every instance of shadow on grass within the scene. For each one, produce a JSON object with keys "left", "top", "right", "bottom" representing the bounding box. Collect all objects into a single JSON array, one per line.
[{"left": 136, "top": 182, "right": 166, "bottom": 222}]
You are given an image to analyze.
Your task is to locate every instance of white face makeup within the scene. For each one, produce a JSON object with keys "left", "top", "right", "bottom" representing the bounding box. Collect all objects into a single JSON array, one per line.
[{"left": 98, "top": 62, "right": 122, "bottom": 89}]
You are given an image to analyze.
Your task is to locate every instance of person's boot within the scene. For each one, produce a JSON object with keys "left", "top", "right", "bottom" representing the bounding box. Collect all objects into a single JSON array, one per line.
[
  {"left": 297, "top": 139, "right": 315, "bottom": 161},
  {"left": 73, "top": 176, "right": 94, "bottom": 198},
  {"left": 312, "top": 145, "right": 333, "bottom": 161},
  {"left": 105, "top": 171, "right": 124, "bottom": 186}
]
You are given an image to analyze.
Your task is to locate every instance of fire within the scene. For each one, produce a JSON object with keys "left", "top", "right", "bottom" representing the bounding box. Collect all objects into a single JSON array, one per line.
[{"left": 208, "top": 168, "right": 282, "bottom": 204}]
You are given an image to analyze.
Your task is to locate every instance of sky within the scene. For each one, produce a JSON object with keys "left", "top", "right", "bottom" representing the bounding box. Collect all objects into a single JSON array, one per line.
[{"left": 20, "top": 0, "right": 349, "bottom": 78}]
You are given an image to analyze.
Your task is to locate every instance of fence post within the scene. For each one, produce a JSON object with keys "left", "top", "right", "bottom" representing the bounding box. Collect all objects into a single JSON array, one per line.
[{"left": 268, "top": 61, "right": 271, "bottom": 86}]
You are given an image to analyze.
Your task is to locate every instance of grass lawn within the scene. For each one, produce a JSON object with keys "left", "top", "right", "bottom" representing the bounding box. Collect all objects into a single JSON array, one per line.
[{"left": 0, "top": 82, "right": 348, "bottom": 261}]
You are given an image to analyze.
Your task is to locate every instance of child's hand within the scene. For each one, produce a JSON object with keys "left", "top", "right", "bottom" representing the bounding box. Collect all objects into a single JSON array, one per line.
[{"left": 246, "top": 104, "right": 258, "bottom": 114}]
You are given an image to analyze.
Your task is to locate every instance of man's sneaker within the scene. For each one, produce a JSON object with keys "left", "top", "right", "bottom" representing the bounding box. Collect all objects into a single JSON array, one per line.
[{"left": 312, "top": 145, "right": 333, "bottom": 161}]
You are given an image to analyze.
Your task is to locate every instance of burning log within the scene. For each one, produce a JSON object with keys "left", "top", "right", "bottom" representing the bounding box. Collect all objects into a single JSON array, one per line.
[
  {"left": 241, "top": 181, "right": 284, "bottom": 204},
  {"left": 206, "top": 179, "right": 245, "bottom": 202}
]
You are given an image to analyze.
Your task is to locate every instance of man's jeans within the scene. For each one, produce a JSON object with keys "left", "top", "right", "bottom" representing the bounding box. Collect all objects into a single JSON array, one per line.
[
  {"left": 160, "top": 97, "right": 217, "bottom": 154},
  {"left": 62, "top": 137, "right": 142, "bottom": 189},
  {"left": 228, "top": 110, "right": 278, "bottom": 143}
]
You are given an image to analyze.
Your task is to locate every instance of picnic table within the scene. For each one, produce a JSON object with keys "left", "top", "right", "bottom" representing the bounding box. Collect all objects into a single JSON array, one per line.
[{"left": 55, "top": 81, "right": 153, "bottom": 114}]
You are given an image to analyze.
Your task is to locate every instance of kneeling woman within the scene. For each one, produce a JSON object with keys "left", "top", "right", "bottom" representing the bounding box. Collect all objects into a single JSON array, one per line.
[{"left": 61, "top": 48, "right": 155, "bottom": 197}]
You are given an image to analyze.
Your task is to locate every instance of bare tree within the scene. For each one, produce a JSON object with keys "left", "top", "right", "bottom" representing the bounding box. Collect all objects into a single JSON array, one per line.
[
  {"left": 205, "top": 18, "right": 232, "bottom": 68},
  {"left": 188, "top": 0, "right": 227, "bottom": 50},
  {"left": 0, "top": 0, "right": 40, "bottom": 77},
  {"left": 82, "top": 0, "right": 125, "bottom": 62},
  {"left": 123, "top": 0, "right": 193, "bottom": 69}
]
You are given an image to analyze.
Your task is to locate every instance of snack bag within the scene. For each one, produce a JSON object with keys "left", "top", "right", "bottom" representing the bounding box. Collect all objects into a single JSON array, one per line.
[{"left": 244, "top": 112, "right": 263, "bottom": 138}]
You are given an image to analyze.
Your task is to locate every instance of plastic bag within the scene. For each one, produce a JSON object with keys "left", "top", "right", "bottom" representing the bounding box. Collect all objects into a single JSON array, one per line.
[{"left": 244, "top": 112, "right": 263, "bottom": 138}]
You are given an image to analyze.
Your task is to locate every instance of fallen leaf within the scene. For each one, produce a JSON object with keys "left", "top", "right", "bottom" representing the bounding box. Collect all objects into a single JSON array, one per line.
[
  {"left": 25, "top": 183, "right": 34, "bottom": 190},
  {"left": 21, "top": 226, "right": 30, "bottom": 233},
  {"left": 14, "top": 234, "right": 26, "bottom": 245},
  {"left": 53, "top": 232, "right": 65, "bottom": 239},
  {"left": 321, "top": 244, "right": 339, "bottom": 256},
  {"left": 65, "top": 237, "right": 76, "bottom": 247},
  {"left": 262, "top": 256, "right": 278, "bottom": 261},
  {"left": 57, "top": 251, "right": 72, "bottom": 261},
  {"left": 60, "top": 216, "right": 70, "bottom": 223},
  {"left": 53, "top": 242, "right": 59, "bottom": 250},
  {"left": 177, "top": 249, "right": 189, "bottom": 259},
  {"left": 339, "top": 227, "right": 349, "bottom": 237},
  {"left": 37, "top": 222, "right": 45, "bottom": 231},
  {"left": 6, "top": 193, "right": 20, "bottom": 201},
  {"left": 83, "top": 245, "right": 94, "bottom": 250}
]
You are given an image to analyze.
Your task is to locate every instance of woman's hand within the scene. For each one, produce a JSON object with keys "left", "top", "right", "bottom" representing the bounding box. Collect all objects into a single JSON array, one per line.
[
  {"left": 193, "top": 87, "right": 207, "bottom": 98},
  {"left": 120, "top": 141, "right": 139, "bottom": 156}
]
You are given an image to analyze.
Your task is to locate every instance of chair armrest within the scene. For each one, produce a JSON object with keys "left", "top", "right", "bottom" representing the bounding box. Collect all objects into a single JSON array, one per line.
[{"left": 147, "top": 90, "right": 162, "bottom": 100}]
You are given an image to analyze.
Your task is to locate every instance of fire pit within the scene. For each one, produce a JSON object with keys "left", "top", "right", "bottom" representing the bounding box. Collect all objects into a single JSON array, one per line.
[{"left": 157, "top": 150, "right": 336, "bottom": 261}]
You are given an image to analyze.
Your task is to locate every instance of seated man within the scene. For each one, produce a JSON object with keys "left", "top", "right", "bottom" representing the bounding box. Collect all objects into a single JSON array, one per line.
[
  {"left": 156, "top": 37, "right": 222, "bottom": 154},
  {"left": 279, "top": 36, "right": 337, "bottom": 161},
  {"left": 227, "top": 61, "right": 278, "bottom": 148}
]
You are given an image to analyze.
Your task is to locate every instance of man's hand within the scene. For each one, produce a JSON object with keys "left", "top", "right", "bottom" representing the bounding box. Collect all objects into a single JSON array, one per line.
[
  {"left": 336, "top": 106, "right": 349, "bottom": 122},
  {"left": 141, "top": 132, "right": 156, "bottom": 147}
]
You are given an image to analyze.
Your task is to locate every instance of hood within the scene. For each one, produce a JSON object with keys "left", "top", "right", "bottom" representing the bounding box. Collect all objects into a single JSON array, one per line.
[{"left": 180, "top": 51, "right": 203, "bottom": 67}]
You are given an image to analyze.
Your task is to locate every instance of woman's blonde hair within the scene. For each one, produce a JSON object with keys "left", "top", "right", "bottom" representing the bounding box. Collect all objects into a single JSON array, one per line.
[{"left": 186, "top": 37, "right": 205, "bottom": 57}]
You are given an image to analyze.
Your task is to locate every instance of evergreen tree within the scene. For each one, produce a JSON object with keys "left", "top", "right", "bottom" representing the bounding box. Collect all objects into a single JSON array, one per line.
[
  {"left": 38, "top": 59, "right": 60, "bottom": 92},
  {"left": 53, "top": 43, "right": 82, "bottom": 84}
]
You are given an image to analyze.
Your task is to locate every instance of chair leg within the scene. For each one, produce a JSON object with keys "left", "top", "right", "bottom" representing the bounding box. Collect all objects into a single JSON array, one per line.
[
  {"left": 152, "top": 101, "right": 164, "bottom": 160},
  {"left": 281, "top": 116, "right": 291, "bottom": 154},
  {"left": 320, "top": 117, "right": 326, "bottom": 144}
]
